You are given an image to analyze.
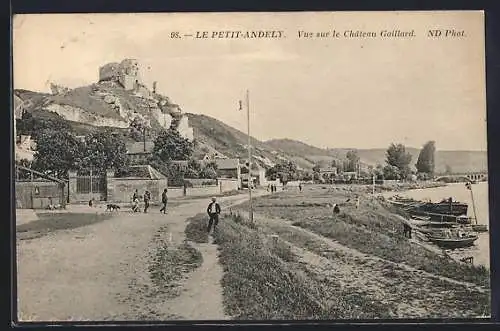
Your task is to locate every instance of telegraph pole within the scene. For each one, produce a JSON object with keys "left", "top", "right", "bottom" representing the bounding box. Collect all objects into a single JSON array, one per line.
[{"left": 246, "top": 89, "right": 253, "bottom": 223}]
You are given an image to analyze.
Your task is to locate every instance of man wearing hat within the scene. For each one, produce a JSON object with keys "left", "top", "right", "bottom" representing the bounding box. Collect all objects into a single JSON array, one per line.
[{"left": 207, "top": 197, "right": 221, "bottom": 234}]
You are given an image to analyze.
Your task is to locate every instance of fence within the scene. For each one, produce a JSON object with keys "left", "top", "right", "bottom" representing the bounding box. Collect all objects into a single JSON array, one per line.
[
  {"left": 68, "top": 171, "right": 107, "bottom": 202},
  {"left": 106, "top": 175, "right": 168, "bottom": 203}
]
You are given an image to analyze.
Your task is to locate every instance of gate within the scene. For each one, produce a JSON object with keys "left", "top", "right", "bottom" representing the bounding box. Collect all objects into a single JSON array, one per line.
[{"left": 75, "top": 170, "right": 107, "bottom": 201}]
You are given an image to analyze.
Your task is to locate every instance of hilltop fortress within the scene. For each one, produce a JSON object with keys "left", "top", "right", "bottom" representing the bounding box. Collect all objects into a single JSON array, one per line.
[{"left": 31, "top": 59, "right": 194, "bottom": 142}]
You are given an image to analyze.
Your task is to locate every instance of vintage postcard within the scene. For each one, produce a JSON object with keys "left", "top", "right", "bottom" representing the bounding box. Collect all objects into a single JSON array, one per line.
[{"left": 13, "top": 11, "right": 489, "bottom": 321}]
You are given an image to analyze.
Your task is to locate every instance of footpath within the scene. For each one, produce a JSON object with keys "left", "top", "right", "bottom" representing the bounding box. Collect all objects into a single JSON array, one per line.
[{"left": 16, "top": 190, "right": 267, "bottom": 321}]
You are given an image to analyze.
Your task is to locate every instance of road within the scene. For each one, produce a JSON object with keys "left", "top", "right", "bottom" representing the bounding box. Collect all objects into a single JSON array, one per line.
[{"left": 16, "top": 191, "right": 266, "bottom": 321}]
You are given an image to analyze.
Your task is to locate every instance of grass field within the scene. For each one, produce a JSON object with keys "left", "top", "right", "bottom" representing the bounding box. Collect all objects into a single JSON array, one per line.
[{"left": 185, "top": 185, "right": 490, "bottom": 319}]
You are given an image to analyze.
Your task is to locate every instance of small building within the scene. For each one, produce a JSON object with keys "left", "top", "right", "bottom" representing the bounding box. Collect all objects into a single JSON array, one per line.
[
  {"left": 214, "top": 158, "right": 240, "bottom": 179},
  {"left": 126, "top": 141, "right": 154, "bottom": 164},
  {"left": 319, "top": 167, "right": 337, "bottom": 176},
  {"left": 251, "top": 164, "right": 267, "bottom": 187},
  {"left": 15, "top": 165, "right": 67, "bottom": 209},
  {"left": 342, "top": 171, "right": 358, "bottom": 180}
]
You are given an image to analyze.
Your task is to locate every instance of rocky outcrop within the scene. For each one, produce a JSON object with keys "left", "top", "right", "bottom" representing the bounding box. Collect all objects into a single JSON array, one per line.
[
  {"left": 177, "top": 115, "right": 194, "bottom": 141},
  {"left": 44, "top": 103, "right": 129, "bottom": 128},
  {"left": 50, "top": 83, "right": 71, "bottom": 95}
]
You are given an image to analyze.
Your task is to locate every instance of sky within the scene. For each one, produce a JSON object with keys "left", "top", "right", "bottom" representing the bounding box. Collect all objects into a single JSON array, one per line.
[{"left": 13, "top": 11, "right": 487, "bottom": 151}]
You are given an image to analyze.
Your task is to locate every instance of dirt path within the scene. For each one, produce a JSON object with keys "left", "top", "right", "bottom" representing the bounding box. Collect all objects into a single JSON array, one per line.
[
  {"left": 17, "top": 192, "right": 264, "bottom": 321},
  {"left": 164, "top": 242, "right": 227, "bottom": 320}
]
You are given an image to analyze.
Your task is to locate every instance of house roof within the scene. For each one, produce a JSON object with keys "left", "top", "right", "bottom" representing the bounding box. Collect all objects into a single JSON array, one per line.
[
  {"left": 15, "top": 165, "right": 66, "bottom": 184},
  {"left": 215, "top": 158, "right": 240, "bottom": 169},
  {"left": 128, "top": 165, "right": 166, "bottom": 179},
  {"left": 127, "top": 141, "right": 154, "bottom": 154}
]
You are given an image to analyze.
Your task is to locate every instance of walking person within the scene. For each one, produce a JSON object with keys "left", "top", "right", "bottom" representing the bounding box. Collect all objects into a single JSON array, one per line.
[
  {"left": 207, "top": 197, "right": 221, "bottom": 234},
  {"left": 143, "top": 190, "right": 151, "bottom": 213},
  {"left": 159, "top": 188, "right": 168, "bottom": 214},
  {"left": 333, "top": 203, "right": 340, "bottom": 214},
  {"left": 132, "top": 197, "right": 140, "bottom": 213},
  {"left": 299, "top": 182, "right": 303, "bottom": 192}
]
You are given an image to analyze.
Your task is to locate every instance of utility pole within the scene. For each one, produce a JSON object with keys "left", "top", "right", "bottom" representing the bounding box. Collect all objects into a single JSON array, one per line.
[
  {"left": 372, "top": 172, "right": 376, "bottom": 195},
  {"left": 246, "top": 89, "right": 253, "bottom": 223}
]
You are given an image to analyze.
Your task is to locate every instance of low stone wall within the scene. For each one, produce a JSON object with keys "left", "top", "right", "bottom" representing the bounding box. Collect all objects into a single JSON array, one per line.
[
  {"left": 107, "top": 177, "right": 168, "bottom": 203},
  {"left": 186, "top": 185, "right": 220, "bottom": 197},
  {"left": 16, "top": 180, "right": 66, "bottom": 209},
  {"left": 166, "top": 187, "right": 185, "bottom": 198},
  {"left": 218, "top": 178, "right": 240, "bottom": 192}
]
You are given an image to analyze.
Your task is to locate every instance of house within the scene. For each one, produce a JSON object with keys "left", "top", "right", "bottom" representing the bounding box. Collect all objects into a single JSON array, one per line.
[
  {"left": 241, "top": 162, "right": 266, "bottom": 187},
  {"left": 251, "top": 164, "right": 267, "bottom": 187},
  {"left": 203, "top": 151, "right": 226, "bottom": 161},
  {"left": 126, "top": 141, "right": 154, "bottom": 163},
  {"left": 319, "top": 167, "right": 337, "bottom": 176},
  {"left": 342, "top": 171, "right": 358, "bottom": 180},
  {"left": 214, "top": 158, "right": 240, "bottom": 179}
]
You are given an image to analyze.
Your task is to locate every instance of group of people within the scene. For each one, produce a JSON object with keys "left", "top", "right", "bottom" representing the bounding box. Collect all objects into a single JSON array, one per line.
[
  {"left": 131, "top": 188, "right": 168, "bottom": 214},
  {"left": 127, "top": 188, "right": 221, "bottom": 234}
]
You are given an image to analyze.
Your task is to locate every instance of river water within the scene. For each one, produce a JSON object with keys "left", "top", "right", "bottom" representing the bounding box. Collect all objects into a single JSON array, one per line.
[{"left": 384, "top": 182, "right": 490, "bottom": 268}]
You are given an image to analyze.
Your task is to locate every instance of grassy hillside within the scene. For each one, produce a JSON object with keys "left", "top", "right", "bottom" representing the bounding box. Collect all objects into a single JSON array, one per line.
[
  {"left": 15, "top": 87, "right": 487, "bottom": 174},
  {"left": 263, "top": 139, "right": 487, "bottom": 173}
]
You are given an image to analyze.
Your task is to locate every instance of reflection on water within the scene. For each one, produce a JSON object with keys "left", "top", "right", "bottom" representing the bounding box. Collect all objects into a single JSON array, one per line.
[{"left": 385, "top": 182, "right": 490, "bottom": 268}]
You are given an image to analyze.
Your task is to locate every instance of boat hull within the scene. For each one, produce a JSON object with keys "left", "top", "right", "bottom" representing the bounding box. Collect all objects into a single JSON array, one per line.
[
  {"left": 471, "top": 224, "right": 488, "bottom": 232},
  {"left": 413, "top": 202, "right": 468, "bottom": 216},
  {"left": 428, "top": 236, "right": 478, "bottom": 249}
]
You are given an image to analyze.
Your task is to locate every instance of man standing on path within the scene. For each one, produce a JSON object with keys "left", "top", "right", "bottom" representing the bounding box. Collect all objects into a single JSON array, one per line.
[
  {"left": 159, "top": 188, "right": 168, "bottom": 214},
  {"left": 143, "top": 190, "right": 151, "bottom": 213},
  {"left": 207, "top": 197, "right": 221, "bottom": 234}
]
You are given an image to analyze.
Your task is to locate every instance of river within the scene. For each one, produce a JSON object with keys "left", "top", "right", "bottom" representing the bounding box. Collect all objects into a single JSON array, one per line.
[{"left": 384, "top": 182, "right": 490, "bottom": 268}]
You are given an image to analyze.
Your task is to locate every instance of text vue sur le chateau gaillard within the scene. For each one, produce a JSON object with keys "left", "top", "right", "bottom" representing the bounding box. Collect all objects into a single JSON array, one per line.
[{"left": 169, "top": 28, "right": 466, "bottom": 39}]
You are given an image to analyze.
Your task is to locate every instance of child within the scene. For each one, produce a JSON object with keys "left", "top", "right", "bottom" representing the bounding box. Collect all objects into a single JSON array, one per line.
[{"left": 132, "top": 197, "right": 140, "bottom": 212}]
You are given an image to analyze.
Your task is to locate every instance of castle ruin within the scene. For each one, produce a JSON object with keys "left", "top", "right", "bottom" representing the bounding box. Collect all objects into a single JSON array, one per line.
[
  {"left": 98, "top": 59, "right": 141, "bottom": 90},
  {"left": 97, "top": 59, "right": 194, "bottom": 141}
]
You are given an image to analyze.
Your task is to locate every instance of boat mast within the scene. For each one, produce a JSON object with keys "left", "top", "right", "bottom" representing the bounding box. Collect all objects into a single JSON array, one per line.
[{"left": 469, "top": 183, "right": 479, "bottom": 225}]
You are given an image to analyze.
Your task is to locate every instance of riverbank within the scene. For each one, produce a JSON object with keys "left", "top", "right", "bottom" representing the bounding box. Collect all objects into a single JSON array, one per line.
[
  {"left": 375, "top": 180, "right": 447, "bottom": 193},
  {"left": 186, "top": 184, "right": 490, "bottom": 319}
]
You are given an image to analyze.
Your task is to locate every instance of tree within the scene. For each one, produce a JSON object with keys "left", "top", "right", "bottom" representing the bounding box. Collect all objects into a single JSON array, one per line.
[
  {"left": 15, "top": 159, "right": 33, "bottom": 180},
  {"left": 17, "top": 112, "right": 72, "bottom": 139},
  {"left": 416, "top": 141, "right": 436, "bottom": 175},
  {"left": 79, "top": 131, "right": 129, "bottom": 174},
  {"left": 152, "top": 128, "right": 194, "bottom": 162},
  {"left": 266, "top": 160, "right": 299, "bottom": 182},
  {"left": 129, "top": 116, "right": 151, "bottom": 142},
  {"left": 32, "top": 130, "right": 83, "bottom": 179},
  {"left": 200, "top": 166, "right": 217, "bottom": 179},
  {"left": 346, "top": 150, "right": 360, "bottom": 172},
  {"left": 373, "top": 164, "right": 384, "bottom": 179},
  {"left": 199, "top": 161, "right": 218, "bottom": 179},
  {"left": 383, "top": 165, "right": 401, "bottom": 180},
  {"left": 385, "top": 143, "right": 413, "bottom": 179}
]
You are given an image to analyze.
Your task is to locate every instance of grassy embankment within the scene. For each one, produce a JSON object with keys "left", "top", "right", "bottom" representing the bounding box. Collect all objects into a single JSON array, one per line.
[
  {"left": 185, "top": 185, "right": 490, "bottom": 319},
  {"left": 148, "top": 224, "right": 203, "bottom": 298}
]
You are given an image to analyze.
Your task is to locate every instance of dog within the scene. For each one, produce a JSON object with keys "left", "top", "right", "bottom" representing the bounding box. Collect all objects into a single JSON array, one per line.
[{"left": 106, "top": 204, "right": 121, "bottom": 211}]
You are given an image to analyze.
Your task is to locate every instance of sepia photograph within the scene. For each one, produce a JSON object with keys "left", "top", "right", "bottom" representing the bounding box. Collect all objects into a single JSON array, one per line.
[{"left": 13, "top": 11, "right": 490, "bottom": 321}]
